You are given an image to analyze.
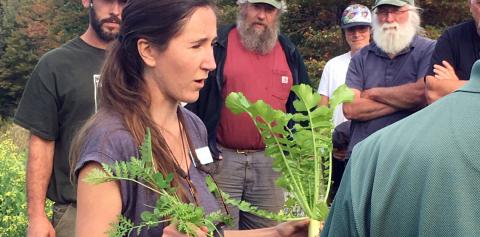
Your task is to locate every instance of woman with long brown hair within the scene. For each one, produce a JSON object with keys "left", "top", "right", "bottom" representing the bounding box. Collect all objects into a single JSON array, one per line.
[{"left": 72, "top": 0, "right": 308, "bottom": 236}]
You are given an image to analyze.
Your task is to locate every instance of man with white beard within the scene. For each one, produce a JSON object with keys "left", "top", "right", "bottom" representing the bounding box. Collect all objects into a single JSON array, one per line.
[
  {"left": 342, "top": 0, "right": 435, "bottom": 159},
  {"left": 186, "top": 0, "right": 310, "bottom": 230}
]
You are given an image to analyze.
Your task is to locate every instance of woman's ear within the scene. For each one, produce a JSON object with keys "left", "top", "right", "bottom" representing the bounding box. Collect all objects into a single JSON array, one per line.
[{"left": 137, "top": 39, "right": 157, "bottom": 67}]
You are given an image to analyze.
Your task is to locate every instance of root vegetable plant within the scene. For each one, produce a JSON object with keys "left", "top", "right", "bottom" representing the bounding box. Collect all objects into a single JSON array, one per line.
[{"left": 223, "top": 84, "right": 353, "bottom": 237}]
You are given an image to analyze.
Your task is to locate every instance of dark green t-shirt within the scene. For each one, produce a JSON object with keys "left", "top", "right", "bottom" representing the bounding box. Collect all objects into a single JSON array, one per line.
[
  {"left": 322, "top": 61, "right": 480, "bottom": 236},
  {"left": 14, "top": 37, "right": 105, "bottom": 204}
]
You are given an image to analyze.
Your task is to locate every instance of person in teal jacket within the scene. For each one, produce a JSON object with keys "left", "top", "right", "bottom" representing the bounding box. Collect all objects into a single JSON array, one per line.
[{"left": 322, "top": 60, "right": 480, "bottom": 236}]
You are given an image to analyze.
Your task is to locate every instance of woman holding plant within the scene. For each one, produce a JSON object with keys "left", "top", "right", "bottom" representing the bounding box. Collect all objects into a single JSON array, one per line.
[{"left": 71, "top": 0, "right": 308, "bottom": 236}]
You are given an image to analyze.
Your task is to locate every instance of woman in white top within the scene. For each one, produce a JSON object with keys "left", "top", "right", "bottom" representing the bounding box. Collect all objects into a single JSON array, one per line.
[
  {"left": 319, "top": 4, "right": 372, "bottom": 203},
  {"left": 318, "top": 4, "right": 372, "bottom": 127}
]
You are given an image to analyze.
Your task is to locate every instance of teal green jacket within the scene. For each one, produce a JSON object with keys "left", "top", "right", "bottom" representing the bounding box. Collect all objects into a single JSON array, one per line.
[{"left": 322, "top": 61, "right": 480, "bottom": 236}]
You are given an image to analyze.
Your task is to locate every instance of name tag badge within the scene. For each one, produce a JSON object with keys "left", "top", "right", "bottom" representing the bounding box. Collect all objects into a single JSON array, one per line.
[
  {"left": 195, "top": 146, "right": 214, "bottom": 165},
  {"left": 281, "top": 76, "right": 289, "bottom": 84}
]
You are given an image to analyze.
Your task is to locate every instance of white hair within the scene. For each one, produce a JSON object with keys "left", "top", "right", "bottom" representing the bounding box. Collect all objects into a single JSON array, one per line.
[
  {"left": 236, "top": 0, "right": 288, "bottom": 13},
  {"left": 372, "top": 5, "right": 424, "bottom": 55}
]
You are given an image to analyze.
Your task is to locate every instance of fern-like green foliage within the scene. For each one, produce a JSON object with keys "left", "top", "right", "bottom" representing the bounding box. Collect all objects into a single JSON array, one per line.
[
  {"left": 84, "top": 129, "right": 231, "bottom": 237},
  {"left": 225, "top": 84, "right": 354, "bottom": 222}
]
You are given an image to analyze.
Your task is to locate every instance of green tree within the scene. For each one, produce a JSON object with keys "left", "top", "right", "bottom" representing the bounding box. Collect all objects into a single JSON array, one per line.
[{"left": 0, "top": 0, "right": 86, "bottom": 119}]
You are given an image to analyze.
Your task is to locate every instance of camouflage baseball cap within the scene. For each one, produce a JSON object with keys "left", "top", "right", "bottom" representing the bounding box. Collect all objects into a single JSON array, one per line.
[
  {"left": 247, "top": 0, "right": 283, "bottom": 9},
  {"left": 373, "top": 0, "right": 414, "bottom": 9}
]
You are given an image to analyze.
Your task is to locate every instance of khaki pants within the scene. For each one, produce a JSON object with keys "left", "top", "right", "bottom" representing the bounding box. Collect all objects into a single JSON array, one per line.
[
  {"left": 214, "top": 146, "right": 285, "bottom": 230},
  {"left": 52, "top": 203, "right": 76, "bottom": 237}
]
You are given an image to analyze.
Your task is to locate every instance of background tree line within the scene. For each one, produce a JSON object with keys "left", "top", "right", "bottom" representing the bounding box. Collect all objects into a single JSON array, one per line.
[{"left": 0, "top": 0, "right": 470, "bottom": 119}]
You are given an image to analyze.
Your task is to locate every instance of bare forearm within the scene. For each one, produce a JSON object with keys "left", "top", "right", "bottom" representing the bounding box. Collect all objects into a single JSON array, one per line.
[
  {"left": 319, "top": 96, "right": 329, "bottom": 106},
  {"left": 364, "top": 81, "right": 426, "bottom": 110},
  {"left": 426, "top": 77, "right": 467, "bottom": 104},
  {"left": 343, "top": 98, "right": 397, "bottom": 121},
  {"left": 27, "top": 135, "right": 54, "bottom": 219}
]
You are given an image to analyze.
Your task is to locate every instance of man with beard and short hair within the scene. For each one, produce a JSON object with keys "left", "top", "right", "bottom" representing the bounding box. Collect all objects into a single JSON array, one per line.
[
  {"left": 186, "top": 0, "right": 310, "bottom": 230},
  {"left": 342, "top": 0, "right": 435, "bottom": 159},
  {"left": 14, "top": 0, "right": 125, "bottom": 236},
  {"left": 425, "top": 0, "right": 480, "bottom": 104}
]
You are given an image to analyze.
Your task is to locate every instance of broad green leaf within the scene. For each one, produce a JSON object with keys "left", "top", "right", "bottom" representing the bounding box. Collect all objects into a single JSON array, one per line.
[
  {"left": 225, "top": 92, "right": 251, "bottom": 115},
  {"left": 329, "top": 84, "right": 354, "bottom": 109}
]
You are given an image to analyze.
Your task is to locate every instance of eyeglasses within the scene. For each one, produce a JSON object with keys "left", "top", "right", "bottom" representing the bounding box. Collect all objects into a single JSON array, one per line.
[{"left": 375, "top": 8, "right": 411, "bottom": 18}]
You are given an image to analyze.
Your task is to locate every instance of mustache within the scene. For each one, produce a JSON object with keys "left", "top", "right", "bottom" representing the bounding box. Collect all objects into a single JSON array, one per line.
[
  {"left": 381, "top": 22, "right": 399, "bottom": 31},
  {"left": 101, "top": 15, "right": 121, "bottom": 25},
  {"left": 250, "top": 21, "right": 266, "bottom": 27}
]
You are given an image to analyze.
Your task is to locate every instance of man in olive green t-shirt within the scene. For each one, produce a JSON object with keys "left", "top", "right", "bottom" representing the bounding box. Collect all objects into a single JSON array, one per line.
[
  {"left": 322, "top": 60, "right": 480, "bottom": 236},
  {"left": 14, "top": 1, "right": 126, "bottom": 236}
]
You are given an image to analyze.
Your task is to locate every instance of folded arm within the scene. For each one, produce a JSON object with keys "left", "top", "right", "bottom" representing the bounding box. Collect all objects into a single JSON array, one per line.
[
  {"left": 361, "top": 78, "right": 426, "bottom": 110},
  {"left": 343, "top": 88, "right": 398, "bottom": 121},
  {"left": 425, "top": 61, "right": 466, "bottom": 104},
  {"left": 425, "top": 76, "right": 466, "bottom": 104}
]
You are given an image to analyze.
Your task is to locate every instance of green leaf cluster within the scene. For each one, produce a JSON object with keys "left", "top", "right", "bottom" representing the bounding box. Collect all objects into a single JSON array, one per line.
[
  {"left": 85, "top": 129, "right": 231, "bottom": 237},
  {"left": 0, "top": 128, "right": 52, "bottom": 236},
  {"left": 225, "top": 84, "right": 353, "bottom": 223}
]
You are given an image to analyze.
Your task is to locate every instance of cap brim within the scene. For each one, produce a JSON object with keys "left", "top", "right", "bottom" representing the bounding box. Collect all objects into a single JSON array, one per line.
[
  {"left": 341, "top": 22, "right": 371, "bottom": 29},
  {"left": 247, "top": 0, "right": 282, "bottom": 9},
  {"left": 373, "top": 0, "right": 408, "bottom": 9}
]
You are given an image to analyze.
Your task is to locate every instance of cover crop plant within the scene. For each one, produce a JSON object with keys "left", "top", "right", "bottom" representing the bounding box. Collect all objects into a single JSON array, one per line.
[
  {"left": 0, "top": 138, "right": 28, "bottom": 236},
  {"left": 0, "top": 127, "right": 52, "bottom": 236},
  {"left": 224, "top": 84, "right": 353, "bottom": 237},
  {"left": 85, "top": 129, "right": 232, "bottom": 237}
]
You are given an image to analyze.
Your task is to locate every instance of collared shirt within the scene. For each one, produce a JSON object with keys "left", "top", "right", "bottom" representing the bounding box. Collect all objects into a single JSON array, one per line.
[
  {"left": 345, "top": 35, "right": 435, "bottom": 157},
  {"left": 321, "top": 60, "right": 480, "bottom": 237}
]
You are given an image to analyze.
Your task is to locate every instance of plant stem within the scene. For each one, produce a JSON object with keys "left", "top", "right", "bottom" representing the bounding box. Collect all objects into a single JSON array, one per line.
[
  {"left": 267, "top": 123, "right": 312, "bottom": 217},
  {"left": 251, "top": 119, "right": 311, "bottom": 216},
  {"left": 108, "top": 176, "right": 165, "bottom": 196},
  {"left": 304, "top": 112, "right": 320, "bottom": 215},
  {"left": 323, "top": 150, "right": 333, "bottom": 204}
]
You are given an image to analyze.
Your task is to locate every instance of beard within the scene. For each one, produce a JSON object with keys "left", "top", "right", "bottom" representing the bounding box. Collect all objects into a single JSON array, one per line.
[
  {"left": 372, "top": 10, "right": 421, "bottom": 56},
  {"left": 236, "top": 9, "right": 280, "bottom": 55},
  {"left": 89, "top": 7, "right": 121, "bottom": 42}
]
